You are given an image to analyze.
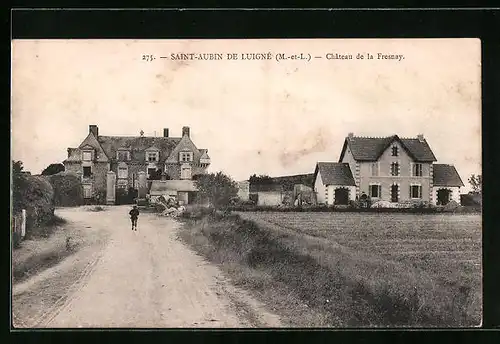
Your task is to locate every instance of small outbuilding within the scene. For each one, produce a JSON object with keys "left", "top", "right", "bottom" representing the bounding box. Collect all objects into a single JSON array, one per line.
[
  {"left": 313, "top": 162, "right": 356, "bottom": 205},
  {"left": 431, "top": 164, "right": 464, "bottom": 205}
]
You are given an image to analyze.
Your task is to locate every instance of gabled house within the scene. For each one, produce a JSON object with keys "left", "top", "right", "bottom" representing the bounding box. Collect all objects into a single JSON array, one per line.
[
  {"left": 313, "top": 162, "right": 356, "bottom": 205},
  {"left": 313, "top": 133, "right": 464, "bottom": 206},
  {"left": 63, "top": 125, "right": 210, "bottom": 204}
]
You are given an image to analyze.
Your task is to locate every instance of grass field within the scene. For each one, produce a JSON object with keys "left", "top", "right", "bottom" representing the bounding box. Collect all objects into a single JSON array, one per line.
[
  {"left": 238, "top": 212, "right": 482, "bottom": 324},
  {"left": 239, "top": 212, "right": 481, "bottom": 281},
  {"left": 179, "top": 210, "right": 482, "bottom": 327}
]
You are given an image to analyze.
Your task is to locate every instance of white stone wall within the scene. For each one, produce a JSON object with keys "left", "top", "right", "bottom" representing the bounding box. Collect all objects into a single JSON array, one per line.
[
  {"left": 257, "top": 192, "right": 283, "bottom": 206},
  {"left": 237, "top": 181, "right": 250, "bottom": 201},
  {"left": 431, "top": 186, "right": 461, "bottom": 205},
  {"left": 314, "top": 172, "right": 326, "bottom": 204}
]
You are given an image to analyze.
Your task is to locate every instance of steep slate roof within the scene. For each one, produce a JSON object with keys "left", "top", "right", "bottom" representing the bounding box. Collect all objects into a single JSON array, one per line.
[
  {"left": 271, "top": 174, "right": 314, "bottom": 187},
  {"left": 339, "top": 135, "right": 437, "bottom": 162},
  {"left": 249, "top": 173, "right": 314, "bottom": 193},
  {"left": 432, "top": 164, "right": 464, "bottom": 187},
  {"left": 249, "top": 184, "right": 284, "bottom": 193},
  {"left": 98, "top": 136, "right": 182, "bottom": 162},
  {"left": 199, "top": 149, "right": 211, "bottom": 160},
  {"left": 314, "top": 162, "right": 356, "bottom": 186}
]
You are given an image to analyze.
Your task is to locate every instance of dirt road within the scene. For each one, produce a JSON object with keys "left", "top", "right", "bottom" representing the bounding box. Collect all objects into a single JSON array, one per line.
[{"left": 13, "top": 206, "right": 280, "bottom": 328}]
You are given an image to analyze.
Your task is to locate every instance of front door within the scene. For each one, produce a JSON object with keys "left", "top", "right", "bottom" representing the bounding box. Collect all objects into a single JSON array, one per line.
[
  {"left": 391, "top": 184, "right": 399, "bottom": 203},
  {"left": 437, "top": 189, "right": 451, "bottom": 205},
  {"left": 334, "top": 188, "right": 349, "bottom": 205}
]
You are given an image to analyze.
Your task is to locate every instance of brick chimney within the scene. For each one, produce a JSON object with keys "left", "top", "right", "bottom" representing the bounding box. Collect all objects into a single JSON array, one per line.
[
  {"left": 417, "top": 134, "right": 424, "bottom": 142},
  {"left": 163, "top": 128, "right": 169, "bottom": 137},
  {"left": 89, "top": 125, "right": 99, "bottom": 137},
  {"left": 182, "top": 126, "right": 190, "bottom": 137},
  {"left": 348, "top": 132, "right": 354, "bottom": 139}
]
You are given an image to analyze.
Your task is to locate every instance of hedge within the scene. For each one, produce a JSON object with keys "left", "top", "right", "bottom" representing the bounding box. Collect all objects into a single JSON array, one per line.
[
  {"left": 47, "top": 172, "right": 84, "bottom": 207},
  {"left": 12, "top": 174, "right": 55, "bottom": 238}
]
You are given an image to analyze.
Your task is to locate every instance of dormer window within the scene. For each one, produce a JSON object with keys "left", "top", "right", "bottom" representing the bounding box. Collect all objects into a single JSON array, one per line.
[
  {"left": 391, "top": 146, "right": 399, "bottom": 157},
  {"left": 117, "top": 150, "right": 130, "bottom": 161},
  {"left": 147, "top": 152, "right": 159, "bottom": 162},
  {"left": 82, "top": 151, "right": 92, "bottom": 161},
  {"left": 180, "top": 152, "right": 193, "bottom": 162}
]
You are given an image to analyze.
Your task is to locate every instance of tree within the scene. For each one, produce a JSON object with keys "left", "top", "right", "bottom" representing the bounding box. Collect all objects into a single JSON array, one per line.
[
  {"left": 12, "top": 160, "right": 23, "bottom": 174},
  {"left": 41, "top": 163, "right": 65, "bottom": 176},
  {"left": 468, "top": 174, "right": 482, "bottom": 194},
  {"left": 194, "top": 172, "right": 239, "bottom": 210}
]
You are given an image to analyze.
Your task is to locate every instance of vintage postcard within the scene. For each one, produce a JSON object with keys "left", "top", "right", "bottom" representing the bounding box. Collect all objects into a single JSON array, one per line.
[{"left": 11, "top": 38, "right": 482, "bottom": 328}]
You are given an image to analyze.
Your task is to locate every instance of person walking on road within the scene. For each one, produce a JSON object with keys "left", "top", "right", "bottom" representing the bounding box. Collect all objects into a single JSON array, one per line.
[{"left": 129, "top": 205, "right": 140, "bottom": 231}]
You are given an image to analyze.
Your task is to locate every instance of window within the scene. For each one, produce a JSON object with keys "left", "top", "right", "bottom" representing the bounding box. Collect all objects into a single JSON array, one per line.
[
  {"left": 82, "top": 151, "right": 92, "bottom": 161},
  {"left": 370, "top": 184, "right": 382, "bottom": 198},
  {"left": 180, "top": 152, "right": 193, "bottom": 162},
  {"left": 83, "top": 166, "right": 92, "bottom": 177},
  {"left": 118, "top": 166, "right": 128, "bottom": 179},
  {"left": 117, "top": 151, "right": 129, "bottom": 160},
  {"left": 117, "top": 179, "right": 128, "bottom": 189},
  {"left": 371, "top": 162, "right": 379, "bottom": 176},
  {"left": 147, "top": 168, "right": 156, "bottom": 179},
  {"left": 147, "top": 152, "right": 158, "bottom": 162},
  {"left": 412, "top": 163, "right": 423, "bottom": 177},
  {"left": 181, "top": 165, "right": 192, "bottom": 179},
  {"left": 390, "top": 162, "right": 400, "bottom": 176},
  {"left": 392, "top": 146, "right": 399, "bottom": 156},
  {"left": 83, "top": 185, "right": 92, "bottom": 198},
  {"left": 411, "top": 185, "right": 422, "bottom": 199}
]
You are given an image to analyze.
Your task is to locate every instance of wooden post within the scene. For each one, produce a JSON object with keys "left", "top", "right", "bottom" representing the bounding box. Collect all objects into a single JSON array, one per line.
[{"left": 21, "top": 209, "right": 26, "bottom": 238}]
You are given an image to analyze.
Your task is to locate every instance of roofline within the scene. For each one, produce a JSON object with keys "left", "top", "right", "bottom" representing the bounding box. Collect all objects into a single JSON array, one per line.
[
  {"left": 433, "top": 182, "right": 465, "bottom": 187},
  {"left": 338, "top": 139, "right": 349, "bottom": 162},
  {"left": 82, "top": 131, "right": 110, "bottom": 160},
  {"left": 379, "top": 135, "right": 418, "bottom": 161},
  {"left": 339, "top": 135, "right": 437, "bottom": 162},
  {"left": 313, "top": 161, "right": 356, "bottom": 186},
  {"left": 98, "top": 135, "right": 182, "bottom": 139}
]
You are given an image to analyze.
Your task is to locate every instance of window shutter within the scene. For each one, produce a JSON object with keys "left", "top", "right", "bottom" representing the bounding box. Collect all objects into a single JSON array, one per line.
[{"left": 409, "top": 185, "right": 412, "bottom": 198}]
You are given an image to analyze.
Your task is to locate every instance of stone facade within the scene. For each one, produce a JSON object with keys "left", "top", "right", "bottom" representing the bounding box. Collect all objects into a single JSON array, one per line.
[
  {"left": 63, "top": 125, "right": 210, "bottom": 204},
  {"left": 329, "top": 133, "right": 464, "bottom": 206}
]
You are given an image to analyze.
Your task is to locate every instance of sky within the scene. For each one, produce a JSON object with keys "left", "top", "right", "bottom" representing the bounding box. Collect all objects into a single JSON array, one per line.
[{"left": 11, "top": 39, "right": 481, "bottom": 192}]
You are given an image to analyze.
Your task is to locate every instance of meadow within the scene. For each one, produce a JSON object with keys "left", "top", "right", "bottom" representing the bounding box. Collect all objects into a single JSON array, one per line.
[
  {"left": 240, "top": 212, "right": 482, "bottom": 286},
  {"left": 179, "top": 209, "right": 482, "bottom": 327}
]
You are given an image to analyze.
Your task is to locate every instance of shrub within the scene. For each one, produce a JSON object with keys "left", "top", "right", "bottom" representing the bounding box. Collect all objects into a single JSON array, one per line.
[
  {"left": 194, "top": 172, "right": 239, "bottom": 210},
  {"left": 13, "top": 175, "right": 55, "bottom": 238},
  {"left": 47, "top": 171, "right": 84, "bottom": 207},
  {"left": 180, "top": 205, "right": 215, "bottom": 219}
]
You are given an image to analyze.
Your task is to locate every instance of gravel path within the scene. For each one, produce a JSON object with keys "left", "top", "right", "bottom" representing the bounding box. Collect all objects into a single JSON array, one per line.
[{"left": 21, "top": 206, "right": 280, "bottom": 328}]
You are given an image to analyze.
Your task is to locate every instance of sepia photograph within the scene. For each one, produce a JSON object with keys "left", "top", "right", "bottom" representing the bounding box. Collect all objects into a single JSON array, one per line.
[{"left": 11, "top": 38, "right": 482, "bottom": 328}]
